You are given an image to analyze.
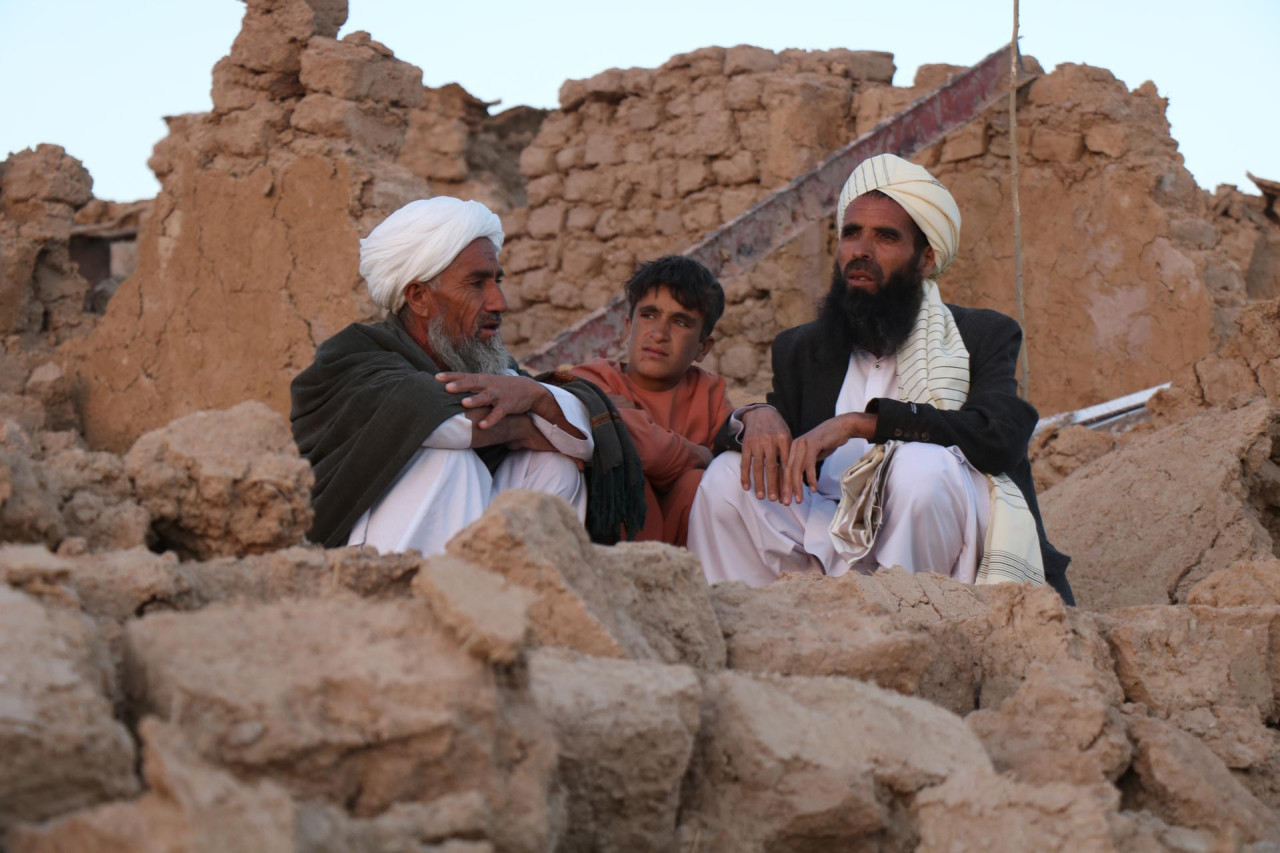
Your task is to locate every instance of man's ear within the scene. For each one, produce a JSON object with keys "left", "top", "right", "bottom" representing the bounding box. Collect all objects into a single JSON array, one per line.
[
  {"left": 403, "top": 281, "right": 435, "bottom": 317},
  {"left": 918, "top": 244, "right": 937, "bottom": 278},
  {"left": 695, "top": 335, "right": 715, "bottom": 362}
]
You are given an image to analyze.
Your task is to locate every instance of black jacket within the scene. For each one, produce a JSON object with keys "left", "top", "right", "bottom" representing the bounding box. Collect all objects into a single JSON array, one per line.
[{"left": 728, "top": 305, "right": 1073, "bottom": 604}]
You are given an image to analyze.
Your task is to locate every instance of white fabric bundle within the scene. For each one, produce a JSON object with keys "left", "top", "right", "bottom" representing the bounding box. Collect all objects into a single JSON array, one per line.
[
  {"left": 837, "top": 153, "right": 962, "bottom": 275},
  {"left": 359, "top": 197, "right": 504, "bottom": 313}
]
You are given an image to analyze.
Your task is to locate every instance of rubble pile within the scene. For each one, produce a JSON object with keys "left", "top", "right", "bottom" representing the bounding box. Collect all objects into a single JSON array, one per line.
[{"left": 4, "top": 450, "right": 1280, "bottom": 849}]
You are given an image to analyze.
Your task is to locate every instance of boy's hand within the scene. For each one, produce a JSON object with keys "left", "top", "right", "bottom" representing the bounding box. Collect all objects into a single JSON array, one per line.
[{"left": 740, "top": 407, "right": 792, "bottom": 503}]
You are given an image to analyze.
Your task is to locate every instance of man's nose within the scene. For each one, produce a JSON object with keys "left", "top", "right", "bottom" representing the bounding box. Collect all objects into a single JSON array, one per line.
[
  {"left": 483, "top": 281, "right": 508, "bottom": 313},
  {"left": 651, "top": 321, "right": 672, "bottom": 341}
]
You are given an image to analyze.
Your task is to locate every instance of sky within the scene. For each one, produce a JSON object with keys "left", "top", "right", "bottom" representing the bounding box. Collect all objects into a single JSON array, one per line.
[{"left": 1, "top": 0, "right": 1276, "bottom": 202}]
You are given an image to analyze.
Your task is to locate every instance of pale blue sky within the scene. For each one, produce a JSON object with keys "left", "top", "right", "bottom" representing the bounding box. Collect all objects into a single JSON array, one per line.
[{"left": 2, "top": 0, "right": 1275, "bottom": 202}]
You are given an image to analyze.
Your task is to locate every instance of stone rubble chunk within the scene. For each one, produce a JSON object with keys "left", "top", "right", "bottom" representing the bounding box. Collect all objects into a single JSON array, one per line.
[
  {"left": 9, "top": 718, "right": 499, "bottom": 853},
  {"left": 967, "top": 665, "right": 1132, "bottom": 786},
  {"left": 411, "top": 556, "right": 534, "bottom": 664},
  {"left": 711, "top": 571, "right": 980, "bottom": 715},
  {"left": 123, "top": 595, "right": 557, "bottom": 850},
  {"left": 916, "top": 771, "right": 1120, "bottom": 852},
  {"left": 1124, "top": 715, "right": 1280, "bottom": 844},
  {"left": 1041, "top": 401, "right": 1280, "bottom": 610},
  {"left": 447, "top": 491, "right": 726, "bottom": 669},
  {"left": 528, "top": 650, "right": 701, "bottom": 852},
  {"left": 976, "top": 583, "right": 1125, "bottom": 710},
  {"left": 678, "top": 671, "right": 993, "bottom": 850},
  {"left": 124, "top": 401, "right": 314, "bottom": 560},
  {"left": 1186, "top": 558, "right": 1280, "bottom": 607},
  {"left": 0, "top": 586, "right": 139, "bottom": 832},
  {"left": 1103, "top": 604, "right": 1277, "bottom": 719}
]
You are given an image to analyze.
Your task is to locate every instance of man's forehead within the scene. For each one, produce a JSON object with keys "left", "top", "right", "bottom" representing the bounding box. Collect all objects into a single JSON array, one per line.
[
  {"left": 443, "top": 237, "right": 499, "bottom": 274},
  {"left": 842, "top": 192, "right": 913, "bottom": 226}
]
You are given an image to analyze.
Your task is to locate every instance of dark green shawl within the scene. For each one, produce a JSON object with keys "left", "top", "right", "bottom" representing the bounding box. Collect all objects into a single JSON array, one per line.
[
  {"left": 290, "top": 317, "right": 645, "bottom": 547},
  {"left": 290, "top": 316, "right": 508, "bottom": 547}
]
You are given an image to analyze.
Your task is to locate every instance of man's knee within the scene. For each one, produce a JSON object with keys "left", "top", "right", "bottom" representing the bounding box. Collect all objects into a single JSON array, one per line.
[
  {"left": 883, "top": 443, "right": 970, "bottom": 513},
  {"left": 504, "top": 450, "right": 584, "bottom": 500},
  {"left": 694, "top": 453, "right": 741, "bottom": 513}
]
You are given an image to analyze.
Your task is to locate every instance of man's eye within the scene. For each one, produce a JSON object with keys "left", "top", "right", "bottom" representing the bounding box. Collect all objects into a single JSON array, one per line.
[{"left": 675, "top": 318, "right": 691, "bottom": 327}]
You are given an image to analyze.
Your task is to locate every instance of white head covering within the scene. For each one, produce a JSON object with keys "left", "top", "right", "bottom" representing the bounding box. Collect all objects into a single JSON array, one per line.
[
  {"left": 837, "top": 153, "right": 962, "bottom": 275},
  {"left": 359, "top": 197, "right": 504, "bottom": 313}
]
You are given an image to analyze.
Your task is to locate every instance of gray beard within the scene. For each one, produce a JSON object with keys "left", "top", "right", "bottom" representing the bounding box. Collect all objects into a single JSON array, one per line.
[{"left": 427, "top": 314, "right": 511, "bottom": 375}]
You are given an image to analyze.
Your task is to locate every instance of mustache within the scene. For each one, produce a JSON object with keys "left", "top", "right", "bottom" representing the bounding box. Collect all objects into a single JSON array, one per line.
[
  {"left": 843, "top": 257, "right": 883, "bottom": 282},
  {"left": 473, "top": 312, "right": 503, "bottom": 331}
]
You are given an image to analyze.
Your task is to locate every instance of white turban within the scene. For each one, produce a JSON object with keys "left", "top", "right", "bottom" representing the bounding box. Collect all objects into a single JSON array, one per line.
[
  {"left": 837, "top": 153, "right": 962, "bottom": 275},
  {"left": 359, "top": 197, "right": 504, "bottom": 313}
]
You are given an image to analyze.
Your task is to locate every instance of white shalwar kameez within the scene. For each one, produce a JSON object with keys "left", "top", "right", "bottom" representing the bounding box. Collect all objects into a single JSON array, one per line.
[
  {"left": 347, "top": 381, "right": 592, "bottom": 555},
  {"left": 688, "top": 350, "right": 989, "bottom": 586}
]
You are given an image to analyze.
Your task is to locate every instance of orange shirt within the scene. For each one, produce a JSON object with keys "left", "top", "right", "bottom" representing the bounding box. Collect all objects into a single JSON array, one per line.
[{"left": 569, "top": 359, "right": 735, "bottom": 491}]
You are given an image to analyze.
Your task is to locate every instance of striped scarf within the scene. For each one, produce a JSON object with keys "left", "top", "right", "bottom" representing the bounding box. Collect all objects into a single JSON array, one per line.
[{"left": 833, "top": 280, "right": 1045, "bottom": 586}]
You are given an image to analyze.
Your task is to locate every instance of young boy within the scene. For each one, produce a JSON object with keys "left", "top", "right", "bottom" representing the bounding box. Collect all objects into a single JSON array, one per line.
[{"left": 571, "top": 256, "right": 734, "bottom": 546}]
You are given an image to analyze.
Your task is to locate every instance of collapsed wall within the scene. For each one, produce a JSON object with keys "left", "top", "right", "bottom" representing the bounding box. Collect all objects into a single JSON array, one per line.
[
  {"left": 36, "top": 0, "right": 1276, "bottom": 451},
  {"left": 62, "top": 0, "right": 544, "bottom": 452},
  {"left": 502, "top": 56, "right": 1278, "bottom": 414}
]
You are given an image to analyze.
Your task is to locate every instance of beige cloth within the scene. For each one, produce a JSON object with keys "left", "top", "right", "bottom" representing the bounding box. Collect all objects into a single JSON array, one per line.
[
  {"left": 829, "top": 280, "right": 1045, "bottom": 586},
  {"left": 837, "top": 153, "right": 962, "bottom": 275}
]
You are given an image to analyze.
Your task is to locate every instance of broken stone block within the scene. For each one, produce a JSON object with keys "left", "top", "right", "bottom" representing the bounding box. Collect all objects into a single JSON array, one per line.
[
  {"left": 124, "top": 401, "right": 314, "bottom": 560},
  {"left": 123, "top": 595, "right": 557, "bottom": 850},
  {"left": 1124, "top": 715, "right": 1280, "bottom": 843},
  {"left": 1104, "top": 605, "right": 1277, "bottom": 720},
  {"left": 0, "top": 544, "right": 190, "bottom": 622},
  {"left": 679, "top": 671, "right": 993, "bottom": 850},
  {"left": 411, "top": 556, "right": 534, "bottom": 664},
  {"left": 916, "top": 771, "right": 1120, "bottom": 851},
  {"left": 1186, "top": 558, "right": 1280, "bottom": 607},
  {"left": 8, "top": 718, "right": 296, "bottom": 852},
  {"left": 1041, "top": 401, "right": 1280, "bottom": 609},
  {"left": 10, "top": 718, "right": 499, "bottom": 853},
  {"left": 711, "top": 572, "right": 980, "bottom": 715},
  {"left": 447, "top": 491, "right": 726, "bottom": 669},
  {"left": 0, "top": 586, "right": 139, "bottom": 832},
  {"left": 976, "top": 582, "right": 1124, "bottom": 710},
  {"left": 967, "top": 665, "right": 1131, "bottom": 786},
  {"left": 1030, "top": 423, "right": 1116, "bottom": 491},
  {"left": 529, "top": 650, "right": 700, "bottom": 852}
]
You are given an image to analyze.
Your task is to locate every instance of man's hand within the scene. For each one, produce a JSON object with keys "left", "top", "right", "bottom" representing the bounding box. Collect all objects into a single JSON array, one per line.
[
  {"left": 740, "top": 406, "right": 792, "bottom": 503},
  {"left": 438, "top": 373, "right": 554, "bottom": 430},
  {"left": 783, "top": 413, "right": 876, "bottom": 503}
]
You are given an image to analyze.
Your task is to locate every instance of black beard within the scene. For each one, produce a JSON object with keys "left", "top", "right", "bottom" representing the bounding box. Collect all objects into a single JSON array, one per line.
[{"left": 816, "top": 257, "right": 925, "bottom": 360}]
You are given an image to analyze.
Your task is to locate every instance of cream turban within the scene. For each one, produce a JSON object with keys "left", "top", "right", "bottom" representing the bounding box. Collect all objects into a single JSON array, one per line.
[
  {"left": 359, "top": 197, "right": 504, "bottom": 313},
  {"left": 837, "top": 153, "right": 962, "bottom": 275}
]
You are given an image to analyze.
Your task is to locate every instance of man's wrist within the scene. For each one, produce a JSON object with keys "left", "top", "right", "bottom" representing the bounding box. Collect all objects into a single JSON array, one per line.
[{"left": 840, "top": 412, "right": 876, "bottom": 440}]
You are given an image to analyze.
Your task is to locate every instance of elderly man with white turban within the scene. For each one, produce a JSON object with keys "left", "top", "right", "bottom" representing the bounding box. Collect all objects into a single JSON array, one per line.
[
  {"left": 689, "top": 153, "right": 1072, "bottom": 603},
  {"left": 290, "top": 197, "right": 597, "bottom": 555}
]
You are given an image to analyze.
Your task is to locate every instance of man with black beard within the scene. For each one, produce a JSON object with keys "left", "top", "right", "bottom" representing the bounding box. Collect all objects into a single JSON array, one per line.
[
  {"left": 689, "top": 154, "right": 1071, "bottom": 602},
  {"left": 290, "top": 197, "right": 595, "bottom": 556}
]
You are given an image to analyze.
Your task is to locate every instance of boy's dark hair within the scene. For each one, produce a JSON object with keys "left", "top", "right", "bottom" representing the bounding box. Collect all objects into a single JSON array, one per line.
[{"left": 624, "top": 255, "right": 725, "bottom": 339}]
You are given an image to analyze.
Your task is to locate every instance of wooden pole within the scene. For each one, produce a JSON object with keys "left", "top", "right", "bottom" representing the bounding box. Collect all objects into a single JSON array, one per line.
[{"left": 1010, "top": 0, "right": 1030, "bottom": 399}]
